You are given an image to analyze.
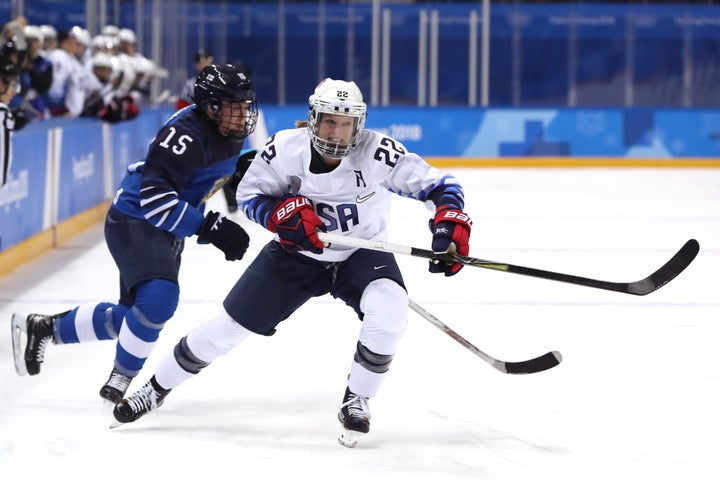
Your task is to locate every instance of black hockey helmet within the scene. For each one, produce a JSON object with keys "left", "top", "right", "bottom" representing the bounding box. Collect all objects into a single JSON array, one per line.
[
  {"left": 1, "top": 35, "right": 27, "bottom": 68},
  {"left": 194, "top": 49, "right": 214, "bottom": 63},
  {"left": 0, "top": 55, "right": 20, "bottom": 86},
  {"left": 194, "top": 63, "right": 258, "bottom": 142}
]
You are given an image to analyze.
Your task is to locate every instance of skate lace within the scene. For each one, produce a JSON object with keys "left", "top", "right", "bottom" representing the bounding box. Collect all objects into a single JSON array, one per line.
[
  {"left": 35, "top": 336, "right": 52, "bottom": 362},
  {"left": 341, "top": 394, "right": 369, "bottom": 419},
  {"left": 106, "top": 371, "right": 131, "bottom": 391},
  {"left": 126, "top": 384, "right": 159, "bottom": 414}
]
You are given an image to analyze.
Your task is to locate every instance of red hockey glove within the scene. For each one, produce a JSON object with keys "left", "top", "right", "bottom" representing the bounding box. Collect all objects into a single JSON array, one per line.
[
  {"left": 197, "top": 211, "right": 250, "bottom": 261},
  {"left": 429, "top": 206, "right": 472, "bottom": 276},
  {"left": 268, "top": 196, "right": 325, "bottom": 253}
]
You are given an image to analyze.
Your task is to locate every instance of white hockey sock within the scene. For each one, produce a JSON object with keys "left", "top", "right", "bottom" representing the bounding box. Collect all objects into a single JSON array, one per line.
[{"left": 348, "top": 360, "right": 385, "bottom": 398}]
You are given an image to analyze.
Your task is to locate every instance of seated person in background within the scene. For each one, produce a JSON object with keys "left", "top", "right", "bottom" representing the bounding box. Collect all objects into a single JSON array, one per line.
[
  {"left": 86, "top": 52, "right": 140, "bottom": 123},
  {"left": 39, "top": 25, "right": 57, "bottom": 54},
  {"left": 80, "top": 51, "right": 116, "bottom": 117},
  {"left": 1, "top": 33, "right": 32, "bottom": 129},
  {"left": 18, "top": 25, "right": 53, "bottom": 122},
  {"left": 44, "top": 27, "right": 87, "bottom": 117}
]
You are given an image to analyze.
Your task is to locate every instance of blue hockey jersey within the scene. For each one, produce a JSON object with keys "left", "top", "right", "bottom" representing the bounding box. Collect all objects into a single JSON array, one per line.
[{"left": 112, "top": 105, "right": 245, "bottom": 238}]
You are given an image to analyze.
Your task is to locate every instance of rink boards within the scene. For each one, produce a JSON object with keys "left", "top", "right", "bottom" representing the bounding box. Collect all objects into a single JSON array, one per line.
[{"left": 2, "top": 106, "right": 719, "bottom": 277}]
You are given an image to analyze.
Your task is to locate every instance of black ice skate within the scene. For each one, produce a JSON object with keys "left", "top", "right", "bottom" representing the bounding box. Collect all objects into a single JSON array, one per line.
[
  {"left": 99, "top": 368, "right": 133, "bottom": 404},
  {"left": 337, "top": 387, "right": 371, "bottom": 448},
  {"left": 11, "top": 311, "right": 68, "bottom": 376},
  {"left": 111, "top": 376, "right": 171, "bottom": 427}
]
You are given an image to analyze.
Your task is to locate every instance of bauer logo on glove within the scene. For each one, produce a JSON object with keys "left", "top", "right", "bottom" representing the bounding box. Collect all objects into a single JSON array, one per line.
[
  {"left": 268, "top": 196, "right": 325, "bottom": 253},
  {"left": 272, "top": 196, "right": 313, "bottom": 224},
  {"left": 429, "top": 206, "right": 472, "bottom": 276}
]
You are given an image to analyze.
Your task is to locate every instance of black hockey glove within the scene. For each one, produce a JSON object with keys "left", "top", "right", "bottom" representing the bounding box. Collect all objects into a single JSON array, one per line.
[
  {"left": 429, "top": 206, "right": 472, "bottom": 276},
  {"left": 268, "top": 196, "right": 325, "bottom": 253},
  {"left": 10, "top": 107, "right": 30, "bottom": 131},
  {"left": 197, "top": 211, "right": 249, "bottom": 261},
  {"left": 224, "top": 149, "right": 258, "bottom": 199}
]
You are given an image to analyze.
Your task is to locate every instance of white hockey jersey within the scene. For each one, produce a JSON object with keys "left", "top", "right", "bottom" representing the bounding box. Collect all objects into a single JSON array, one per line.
[
  {"left": 45, "top": 48, "right": 87, "bottom": 116},
  {"left": 237, "top": 127, "right": 464, "bottom": 262}
]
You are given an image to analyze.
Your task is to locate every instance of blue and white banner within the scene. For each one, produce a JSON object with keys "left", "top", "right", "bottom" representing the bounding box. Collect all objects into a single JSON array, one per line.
[
  {"left": 0, "top": 126, "right": 49, "bottom": 251},
  {"left": 56, "top": 121, "right": 106, "bottom": 223}
]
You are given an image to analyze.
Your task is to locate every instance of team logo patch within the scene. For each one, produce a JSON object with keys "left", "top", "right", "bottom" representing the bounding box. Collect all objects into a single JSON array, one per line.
[{"left": 287, "top": 175, "right": 302, "bottom": 195}]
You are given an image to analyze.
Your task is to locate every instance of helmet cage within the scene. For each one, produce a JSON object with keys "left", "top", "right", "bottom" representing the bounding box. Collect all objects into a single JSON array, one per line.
[
  {"left": 194, "top": 64, "right": 258, "bottom": 142},
  {"left": 307, "top": 85, "right": 366, "bottom": 159},
  {"left": 206, "top": 96, "right": 258, "bottom": 142}
]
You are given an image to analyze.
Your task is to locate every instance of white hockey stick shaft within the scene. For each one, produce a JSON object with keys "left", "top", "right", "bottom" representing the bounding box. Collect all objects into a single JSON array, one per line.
[{"left": 318, "top": 232, "right": 413, "bottom": 256}]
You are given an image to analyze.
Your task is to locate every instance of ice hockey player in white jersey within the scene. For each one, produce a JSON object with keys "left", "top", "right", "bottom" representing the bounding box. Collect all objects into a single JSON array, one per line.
[{"left": 112, "top": 78, "right": 473, "bottom": 448}]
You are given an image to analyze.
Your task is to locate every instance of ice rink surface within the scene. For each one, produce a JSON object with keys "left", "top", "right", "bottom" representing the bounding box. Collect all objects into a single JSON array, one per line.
[{"left": 1, "top": 168, "right": 718, "bottom": 479}]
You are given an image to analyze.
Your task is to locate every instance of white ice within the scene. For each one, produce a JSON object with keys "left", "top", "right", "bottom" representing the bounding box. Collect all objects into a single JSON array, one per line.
[{"left": 1, "top": 168, "right": 718, "bottom": 479}]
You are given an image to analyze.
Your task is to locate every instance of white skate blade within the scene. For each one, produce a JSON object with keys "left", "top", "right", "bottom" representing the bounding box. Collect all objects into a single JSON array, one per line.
[
  {"left": 11, "top": 313, "right": 28, "bottom": 376},
  {"left": 109, "top": 420, "right": 126, "bottom": 430},
  {"left": 338, "top": 428, "right": 365, "bottom": 448}
]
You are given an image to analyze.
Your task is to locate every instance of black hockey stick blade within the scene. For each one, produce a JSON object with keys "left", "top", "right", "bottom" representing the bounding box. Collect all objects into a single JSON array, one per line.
[
  {"left": 623, "top": 238, "right": 700, "bottom": 295},
  {"left": 435, "top": 238, "right": 700, "bottom": 296},
  {"left": 408, "top": 299, "right": 562, "bottom": 375},
  {"left": 502, "top": 351, "right": 563, "bottom": 375},
  {"left": 317, "top": 233, "right": 699, "bottom": 296}
]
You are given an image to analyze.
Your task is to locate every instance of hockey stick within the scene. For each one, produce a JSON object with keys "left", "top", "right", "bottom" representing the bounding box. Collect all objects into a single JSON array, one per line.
[
  {"left": 408, "top": 299, "right": 561, "bottom": 374},
  {"left": 317, "top": 232, "right": 699, "bottom": 296}
]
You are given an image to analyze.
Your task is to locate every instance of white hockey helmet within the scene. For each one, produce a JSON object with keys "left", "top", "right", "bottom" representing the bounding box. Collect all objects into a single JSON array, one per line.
[
  {"left": 91, "top": 52, "right": 115, "bottom": 69},
  {"left": 307, "top": 78, "right": 367, "bottom": 159},
  {"left": 24, "top": 25, "right": 44, "bottom": 43},
  {"left": 92, "top": 34, "right": 115, "bottom": 52},
  {"left": 118, "top": 28, "right": 136, "bottom": 44},
  {"left": 39, "top": 25, "right": 57, "bottom": 39},
  {"left": 102, "top": 25, "right": 120, "bottom": 38},
  {"left": 70, "top": 26, "right": 91, "bottom": 47}
]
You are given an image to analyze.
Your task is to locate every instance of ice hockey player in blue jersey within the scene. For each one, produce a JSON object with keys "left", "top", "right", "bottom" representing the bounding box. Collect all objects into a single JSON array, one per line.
[
  {"left": 111, "top": 78, "right": 472, "bottom": 448},
  {"left": 11, "top": 63, "right": 258, "bottom": 404}
]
